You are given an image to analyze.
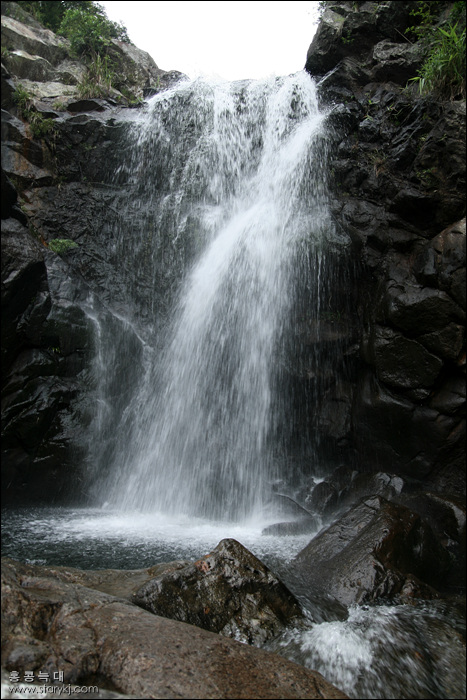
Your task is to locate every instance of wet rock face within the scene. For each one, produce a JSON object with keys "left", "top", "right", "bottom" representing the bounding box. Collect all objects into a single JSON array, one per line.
[
  {"left": 1, "top": 211, "right": 93, "bottom": 503},
  {"left": 291, "top": 495, "right": 450, "bottom": 607},
  {"left": 1, "top": 557, "right": 348, "bottom": 699},
  {"left": 305, "top": 1, "right": 418, "bottom": 78},
  {"left": 132, "top": 538, "right": 303, "bottom": 647},
  {"left": 300, "top": 468, "right": 464, "bottom": 595},
  {"left": 305, "top": 0, "right": 466, "bottom": 487},
  {"left": 0, "top": 558, "right": 192, "bottom": 600}
]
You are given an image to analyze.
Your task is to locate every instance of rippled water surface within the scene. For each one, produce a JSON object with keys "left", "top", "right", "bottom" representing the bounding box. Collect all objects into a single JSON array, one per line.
[{"left": 1, "top": 506, "right": 314, "bottom": 570}]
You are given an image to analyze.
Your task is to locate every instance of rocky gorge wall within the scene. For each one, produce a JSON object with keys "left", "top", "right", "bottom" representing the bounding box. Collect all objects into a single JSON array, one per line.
[
  {"left": 1, "top": 0, "right": 465, "bottom": 518},
  {"left": 304, "top": 0, "right": 465, "bottom": 495},
  {"left": 1, "top": 1, "right": 185, "bottom": 502}
]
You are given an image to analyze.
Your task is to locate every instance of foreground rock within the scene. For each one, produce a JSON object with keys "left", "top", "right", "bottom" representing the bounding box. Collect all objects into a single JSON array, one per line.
[
  {"left": 132, "top": 538, "right": 303, "bottom": 646},
  {"left": 1, "top": 558, "right": 347, "bottom": 699},
  {"left": 291, "top": 496, "right": 451, "bottom": 607},
  {"left": 0, "top": 558, "right": 191, "bottom": 599}
]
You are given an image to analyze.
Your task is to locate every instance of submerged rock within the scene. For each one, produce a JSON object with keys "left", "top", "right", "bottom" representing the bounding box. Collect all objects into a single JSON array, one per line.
[
  {"left": 132, "top": 538, "right": 303, "bottom": 647},
  {"left": 261, "top": 518, "right": 319, "bottom": 536},
  {"left": 1, "top": 557, "right": 348, "bottom": 699}
]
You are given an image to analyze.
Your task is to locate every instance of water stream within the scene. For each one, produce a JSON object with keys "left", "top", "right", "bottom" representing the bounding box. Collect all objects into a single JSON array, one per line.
[
  {"left": 91, "top": 71, "right": 340, "bottom": 519},
  {"left": 2, "top": 73, "right": 465, "bottom": 699}
]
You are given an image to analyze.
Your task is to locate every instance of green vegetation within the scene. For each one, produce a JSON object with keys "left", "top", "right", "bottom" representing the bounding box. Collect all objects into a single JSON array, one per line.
[
  {"left": 416, "top": 166, "right": 439, "bottom": 187},
  {"left": 341, "top": 30, "right": 354, "bottom": 45},
  {"left": 407, "top": 1, "right": 466, "bottom": 99},
  {"left": 410, "top": 21, "right": 466, "bottom": 99},
  {"left": 405, "top": 1, "right": 445, "bottom": 42},
  {"left": 13, "top": 84, "right": 57, "bottom": 138},
  {"left": 57, "top": 3, "right": 130, "bottom": 58},
  {"left": 317, "top": 1, "right": 465, "bottom": 100},
  {"left": 58, "top": 3, "right": 132, "bottom": 100},
  {"left": 119, "top": 86, "right": 144, "bottom": 107},
  {"left": 16, "top": 1, "right": 130, "bottom": 50},
  {"left": 48, "top": 238, "right": 79, "bottom": 254},
  {"left": 16, "top": 2, "right": 132, "bottom": 99},
  {"left": 12, "top": 82, "right": 32, "bottom": 116},
  {"left": 77, "top": 53, "right": 114, "bottom": 98},
  {"left": 29, "top": 112, "right": 57, "bottom": 138},
  {"left": 16, "top": 1, "right": 79, "bottom": 32}
]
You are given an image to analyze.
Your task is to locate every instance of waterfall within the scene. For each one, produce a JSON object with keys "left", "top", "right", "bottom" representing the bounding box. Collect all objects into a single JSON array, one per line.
[{"left": 91, "top": 71, "right": 342, "bottom": 521}]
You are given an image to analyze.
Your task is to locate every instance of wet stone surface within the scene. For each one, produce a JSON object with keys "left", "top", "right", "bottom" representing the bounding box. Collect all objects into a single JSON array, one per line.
[{"left": 132, "top": 538, "right": 303, "bottom": 646}]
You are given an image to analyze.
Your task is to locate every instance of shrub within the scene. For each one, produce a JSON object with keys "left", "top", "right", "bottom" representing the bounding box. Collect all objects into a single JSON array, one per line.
[
  {"left": 29, "top": 112, "right": 57, "bottom": 138},
  {"left": 16, "top": 3, "right": 133, "bottom": 102},
  {"left": 405, "top": 1, "right": 466, "bottom": 99},
  {"left": 410, "top": 21, "right": 466, "bottom": 99},
  {"left": 16, "top": 1, "right": 129, "bottom": 44},
  {"left": 16, "top": 1, "right": 71, "bottom": 31},
  {"left": 58, "top": 3, "right": 130, "bottom": 58},
  {"left": 77, "top": 53, "right": 115, "bottom": 98},
  {"left": 13, "top": 84, "right": 57, "bottom": 138},
  {"left": 54, "top": 2, "right": 131, "bottom": 98},
  {"left": 405, "top": 1, "right": 445, "bottom": 43},
  {"left": 13, "top": 83, "right": 33, "bottom": 117}
]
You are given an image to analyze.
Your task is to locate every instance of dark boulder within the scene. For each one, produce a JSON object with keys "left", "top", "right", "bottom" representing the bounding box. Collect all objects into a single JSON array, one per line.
[
  {"left": 370, "top": 40, "right": 423, "bottom": 84},
  {"left": 320, "top": 469, "right": 405, "bottom": 517},
  {"left": 305, "top": 480, "right": 339, "bottom": 517},
  {"left": 383, "top": 285, "right": 465, "bottom": 336},
  {"left": 291, "top": 496, "right": 451, "bottom": 607},
  {"left": 371, "top": 325, "right": 443, "bottom": 394},
  {"left": 414, "top": 218, "right": 467, "bottom": 309},
  {"left": 1, "top": 168, "right": 22, "bottom": 221},
  {"left": 352, "top": 371, "right": 464, "bottom": 480},
  {"left": 396, "top": 491, "right": 466, "bottom": 589},
  {"left": 132, "top": 538, "right": 303, "bottom": 647}
]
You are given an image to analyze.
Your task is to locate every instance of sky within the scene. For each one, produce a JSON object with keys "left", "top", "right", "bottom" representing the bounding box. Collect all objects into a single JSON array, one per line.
[{"left": 99, "top": 1, "right": 320, "bottom": 81}]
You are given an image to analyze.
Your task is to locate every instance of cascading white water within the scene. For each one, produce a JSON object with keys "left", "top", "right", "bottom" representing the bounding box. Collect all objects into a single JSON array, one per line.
[
  {"left": 2, "top": 72, "right": 464, "bottom": 700},
  {"left": 95, "top": 72, "right": 338, "bottom": 520}
]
